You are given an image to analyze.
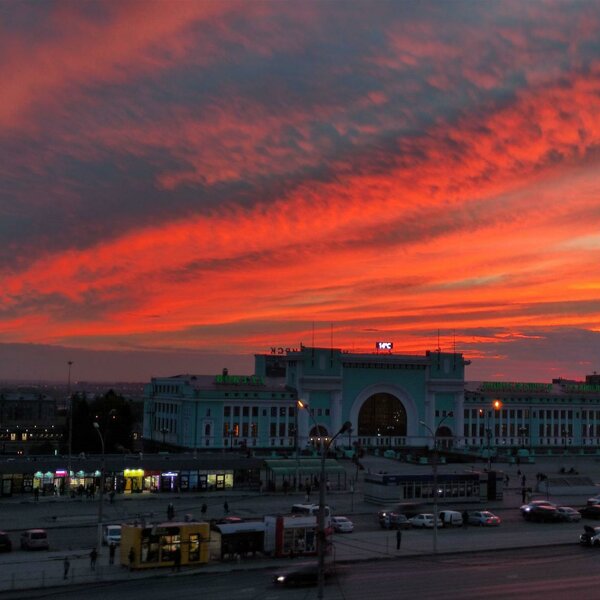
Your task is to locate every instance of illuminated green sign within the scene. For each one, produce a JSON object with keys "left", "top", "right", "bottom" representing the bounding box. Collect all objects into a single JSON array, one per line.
[
  {"left": 480, "top": 382, "right": 552, "bottom": 393},
  {"left": 215, "top": 374, "right": 265, "bottom": 386},
  {"left": 565, "top": 384, "right": 600, "bottom": 393}
]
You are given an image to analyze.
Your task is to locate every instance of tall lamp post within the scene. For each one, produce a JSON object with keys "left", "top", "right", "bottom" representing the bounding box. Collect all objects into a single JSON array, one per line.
[
  {"left": 298, "top": 400, "right": 351, "bottom": 600},
  {"left": 93, "top": 422, "right": 105, "bottom": 554},
  {"left": 67, "top": 361, "right": 73, "bottom": 490},
  {"left": 419, "top": 413, "right": 452, "bottom": 555}
]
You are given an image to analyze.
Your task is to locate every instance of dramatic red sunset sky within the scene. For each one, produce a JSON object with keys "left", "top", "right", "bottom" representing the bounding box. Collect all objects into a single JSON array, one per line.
[{"left": 2, "top": 0, "right": 600, "bottom": 382}]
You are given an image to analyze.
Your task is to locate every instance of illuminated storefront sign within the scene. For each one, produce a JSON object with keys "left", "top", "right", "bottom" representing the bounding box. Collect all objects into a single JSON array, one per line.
[{"left": 270, "top": 347, "right": 299, "bottom": 355}]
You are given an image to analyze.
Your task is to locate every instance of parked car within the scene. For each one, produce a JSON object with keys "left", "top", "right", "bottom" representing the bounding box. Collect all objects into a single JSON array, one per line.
[
  {"left": 439, "top": 510, "right": 464, "bottom": 528},
  {"left": 273, "top": 562, "right": 336, "bottom": 587},
  {"left": 331, "top": 516, "right": 354, "bottom": 533},
  {"left": 468, "top": 511, "right": 501, "bottom": 527},
  {"left": 521, "top": 504, "right": 561, "bottom": 523},
  {"left": 20, "top": 529, "right": 49, "bottom": 551},
  {"left": 377, "top": 511, "right": 411, "bottom": 530},
  {"left": 102, "top": 524, "right": 122, "bottom": 545},
  {"left": 580, "top": 525, "right": 600, "bottom": 546},
  {"left": 586, "top": 495, "right": 600, "bottom": 506},
  {"left": 579, "top": 504, "right": 600, "bottom": 519},
  {"left": 0, "top": 531, "right": 12, "bottom": 553},
  {"left": 519, "top": 500, "right": 556, "bottom": 516},
  {"left": 556, "top": 506, "right": 582, "bottom": 523},
  {"left": 410, "top": 514, "right": 443, "bottom": 528}
]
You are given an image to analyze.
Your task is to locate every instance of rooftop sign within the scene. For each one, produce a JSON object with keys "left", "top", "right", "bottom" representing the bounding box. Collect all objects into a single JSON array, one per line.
[
  {"left": 564, "top": 384, "right": 600, "bottom": 393},
  {"left": 215, "top": 374, "right": 265, "bottom": 386},
  {"left": 376, "top": 341, "right": 393, "bottom": 351},
  {"left": 480, "top": 382, "right": 552, "bottom": 393}
]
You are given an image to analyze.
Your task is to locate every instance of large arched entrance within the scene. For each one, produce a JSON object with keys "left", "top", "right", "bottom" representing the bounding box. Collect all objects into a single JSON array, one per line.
[
  {"left": 436, "top": 425, "right": 453, "bottom": 449},
  {"left": 309, "top": 425, "right": 330, "bottom": 449},
  {"left": 358, "top": 393, "right": 407, "bottom": 436}
]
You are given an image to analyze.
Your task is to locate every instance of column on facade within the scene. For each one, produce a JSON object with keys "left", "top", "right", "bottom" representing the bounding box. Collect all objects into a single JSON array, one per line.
[
  {"left": 453, "top": 391, "right": 465, "bottom": 448},
  {"left": 330, "top": 390, "right": 342, "bottom": 447},
  {"left": 423, "top": 391, "right": 435, "bottom": 448}
]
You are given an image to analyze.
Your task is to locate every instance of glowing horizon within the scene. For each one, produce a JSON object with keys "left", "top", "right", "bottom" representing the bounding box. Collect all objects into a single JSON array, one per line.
[{"left": 2, "top": 1, "right": 600, "bottom": 382}]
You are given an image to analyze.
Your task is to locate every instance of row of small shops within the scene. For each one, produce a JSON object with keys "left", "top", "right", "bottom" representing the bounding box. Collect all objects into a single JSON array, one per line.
[{"left": 0, "top": 454, "right": 351, "bottom": 497}]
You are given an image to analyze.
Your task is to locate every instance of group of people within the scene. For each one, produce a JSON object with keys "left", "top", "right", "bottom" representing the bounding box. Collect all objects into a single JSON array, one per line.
[{"left": 62, "top": 543, "right": 118, "bottom": 580}]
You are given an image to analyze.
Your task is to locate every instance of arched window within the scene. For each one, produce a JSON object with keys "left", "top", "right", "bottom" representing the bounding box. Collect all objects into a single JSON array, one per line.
[{"left": 358, "top": 393, "right": 407, "bottom": 436}]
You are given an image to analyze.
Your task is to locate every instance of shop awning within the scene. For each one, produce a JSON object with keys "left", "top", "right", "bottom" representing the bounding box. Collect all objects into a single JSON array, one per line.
[{"left": 264, "top": 459, "right": 346, "bottom": 478}]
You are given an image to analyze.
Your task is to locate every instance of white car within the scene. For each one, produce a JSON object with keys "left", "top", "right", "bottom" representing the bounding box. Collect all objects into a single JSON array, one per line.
[
  {"left": 331, "top": 516, "right": 354, "bottom": 533},
  {"left": 410, "top": 513, "right": 443, "bottom": 529},
  {"left": 557, "top": 506, "right": 582, "bottom": 522}
]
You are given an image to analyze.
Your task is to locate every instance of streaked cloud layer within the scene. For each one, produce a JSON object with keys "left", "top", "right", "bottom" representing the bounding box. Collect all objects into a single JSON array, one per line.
[{"left": 2, "top": 0, "right": 600, "bottom": 381}]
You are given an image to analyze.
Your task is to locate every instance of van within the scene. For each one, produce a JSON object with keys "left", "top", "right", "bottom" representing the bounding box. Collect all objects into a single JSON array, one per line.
[
  {"left": 439, "top": 510, "right": 464, "bottom": 527},
  {"left": 102, "top": 524, "right": 122, "bottom": 546},
  {"left": 20, "top": 529, "right": 49, "bottom": 551}
]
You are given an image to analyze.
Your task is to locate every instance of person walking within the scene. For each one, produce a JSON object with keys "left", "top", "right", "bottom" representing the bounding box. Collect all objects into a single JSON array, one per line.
[
  {"left": 224, "top": 501, "right": 229, "bottom": 515},
  {"left": 109, "top": 542, "right": 116, "bottom": 565},
  {"left": 63, "top": 555, "right": 70, "bottom": 580},
  {"left": 128, "top": 546, "right": 136, "bottom": 571},
  {"left": 167, "top": 502, "right": 175, "bottom": 521},
  {"left": 462, "top": 510, "right": 469, "bottom": 527},
  {"left": 396, "top": 529, "right": 402, "bottom": 550},
  {"left": 201, "top": 503, "right": 207, "bottom": 518},
  {"left": 173, "top": 546, "right": 181, "bottom": 572},
  {"left": 90, "top": 547, "right": 98, "bottom": 571}
]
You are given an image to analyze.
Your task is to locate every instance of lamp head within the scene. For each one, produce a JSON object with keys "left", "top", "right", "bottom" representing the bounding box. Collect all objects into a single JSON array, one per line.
[
  {"left": 297, "top": 399, "right": 309, "bottom": 410},
  {"left": 93, "top": 422, "right": 100, "bottom": 430},
  {"left": 340, "top": 421, "right": 352, "bottom": 434}
]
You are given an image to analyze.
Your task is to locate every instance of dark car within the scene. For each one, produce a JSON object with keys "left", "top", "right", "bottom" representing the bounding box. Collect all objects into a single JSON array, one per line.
[
  {"left": 377, "top": 511, "right": 411, "bottom": 530},
  {"left": 273, "top": 562, "right": 336, "bottom": 588},
  {"left": 522, "top": 504, "right": 561, "bottom": 522},
  {"left": 0, "top": 531, "right": 12, "bottom": 553},
  {"left": 580, "top": 504, "right": 600, "bottom": 520},
  {"left": 580, "top": 525, "right": 600, "bottom": 546}
]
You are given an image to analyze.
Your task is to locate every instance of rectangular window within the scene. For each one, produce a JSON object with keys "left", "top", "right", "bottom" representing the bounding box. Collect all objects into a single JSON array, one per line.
[
  {"left": 234, "top": 407, "right": 240, "bottom": 417},
  {"left": 271, "top": 407, "right": 277, "bottom": 417},
  {"left": 252, "top": 407, "right": 258, "bottom": 417},
  {"left": 224, "top": 406, "right": 231, "bottom": 417},
  {"left": 243, "top": 406, "right": 249, "bottom": 417},
  {"left": 251, "top": 423, "right": 258, "bottom": 437},
  {"left": 270, "top": 423, "right": 277, "bottom": 437},
  {"left": 242, "top": 423, "right": 249, "bottom": 437},
  {"left": 280, "top": 407, "right": 286, "bottom": 417},
  {"left": 279, "top": 423, "right": 286, "bottom": 437}
]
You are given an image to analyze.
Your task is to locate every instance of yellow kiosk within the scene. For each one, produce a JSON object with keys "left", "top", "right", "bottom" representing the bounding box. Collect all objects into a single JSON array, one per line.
[{"left": 121, "top": 521, "right": 210, "bottom": 569}]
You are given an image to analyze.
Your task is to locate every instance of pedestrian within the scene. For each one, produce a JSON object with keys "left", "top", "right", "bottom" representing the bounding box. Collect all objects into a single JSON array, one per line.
[
  {"left": 396, "top": 529, "right": 402, "bottom": 550},
  {"left": 109, "top": 542, "right": 116, "bottom": 565},
  {"left": 109, "top": 490, "right": 115, "bottom": 504},
  {"left": 521, "top": 486, "right": 527, "bottom": 504},
  {"left": 201, "top": 503, "right": 207, "bottom": 517},
  {"left": 224, "top": 501, "right": 229, "bottom": 515},
  {"left": 283, "top": 479, "right": 289, "bottom": 495},
  {"left": 521, "top": 474, "right": 526, "bottom": 487},
  {"left": 128, "top": 546, "right": 136, "bottom": 571},
  {"left": 63, "top": 555, "right": 70, "bottom": 580},
  {"left": 173, "top": 546, "right": 181, "bottom": 572},
  {"left": 462, "top": 510, "right": 469, "bottom": 527},
  {"left": 167, "top": 502, "right": 175, "bottom": 521},
  {"left": 90, "top": 547, "right": 98, "bottom": 570},
  {"left": 34, "top": 487, "right": 39, "bottom": 502}
]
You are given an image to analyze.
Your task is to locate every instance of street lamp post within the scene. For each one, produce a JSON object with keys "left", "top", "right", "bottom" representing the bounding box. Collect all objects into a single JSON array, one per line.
[
  {"left": 67, "top": 361, "right": 73, "bottom": 490},
  {"left": 93, "top": 422, "right": 105, "bottom": 554},
  {"left": 419, "top": 414, "right": 452, "bottom": 555},
  {"left": 297, "top": 400, "right": 351, "bottom": 600}
]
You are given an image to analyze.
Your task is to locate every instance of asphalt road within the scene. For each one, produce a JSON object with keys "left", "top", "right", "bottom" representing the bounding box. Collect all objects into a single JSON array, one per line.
[{"left": 3, "top": 545, "right": 598, "bottom": 600}]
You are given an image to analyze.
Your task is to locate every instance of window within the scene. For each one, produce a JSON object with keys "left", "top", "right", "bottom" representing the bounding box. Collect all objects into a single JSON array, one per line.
[
  {"left": 243, "top": 406, "right": 249, "bottom": 417},
  {"left": 271, "top": 407, "right": 277, "bottom": 417},
  {"left": 234, "top": 407, "right": 240, "bottom": 417},
  {"left": 224, "top": 406, "right": 231, "bottom": 417},
  {"left": 252, "top": 407, "right": 258, "bottom": 417},
  {"left": 280, "top": 407, "right": 286, "bottom": 417},
  {"left": 206, "top": 408, "right": 211, "bottom": 417},
  {"left": 270, "top": 423, "right": 277, "bottom": 437}
]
